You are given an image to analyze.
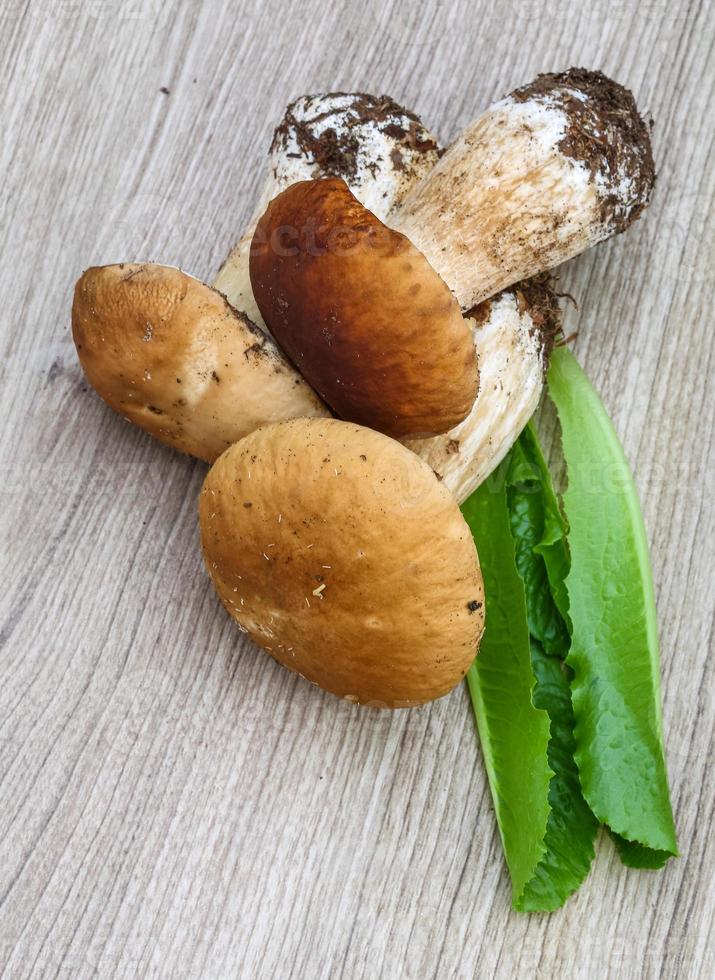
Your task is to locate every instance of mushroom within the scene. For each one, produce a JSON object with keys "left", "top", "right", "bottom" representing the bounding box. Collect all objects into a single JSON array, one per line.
[
  {"left": 72, "top": 92, "right": 442, "bottom": 460},
  {"left": 249, "top": 68, "right": 652, "bottom": 445},
  {"left": 199, "top": 417, "right": 485, "bottom": 707}
]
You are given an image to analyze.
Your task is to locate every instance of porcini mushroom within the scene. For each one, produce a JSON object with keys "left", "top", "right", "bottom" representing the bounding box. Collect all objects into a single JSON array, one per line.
[
  {"left": 199, "top": 417, "right": 485, "bottom": 707},
  {"left": 72, "top": 92, "right": 442, "bottom": 460},
  {"left": 249, "top": 67, "right": 652, "bottom": 464}
]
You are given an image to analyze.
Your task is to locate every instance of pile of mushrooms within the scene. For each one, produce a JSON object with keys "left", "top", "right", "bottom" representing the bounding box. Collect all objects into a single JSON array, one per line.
[{"left": 73, "top": 70, "right": 655, "bottom": 707}]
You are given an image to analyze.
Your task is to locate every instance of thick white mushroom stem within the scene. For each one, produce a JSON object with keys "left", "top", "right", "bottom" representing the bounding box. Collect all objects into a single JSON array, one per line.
[
  {"left": 392, "top": 68, "right": 655, "bottom": 310},
  {"left": 213, "top": 92, "right": 441, "bottom": 329}
]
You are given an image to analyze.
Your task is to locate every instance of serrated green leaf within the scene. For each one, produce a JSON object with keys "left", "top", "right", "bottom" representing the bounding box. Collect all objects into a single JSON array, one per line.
[
  {"left": 521, "top": 425, "right": 571, "bottom": 626},
  {"left": 546, "top": 346, "right": 677, "bottom": 861},
  {"left": 518, "top": 641, "right": 599, "bottom": 911},
  {"left": 505, "top": 427, "right": 599, "bottom": 911},
  {"left": 464, "top": 427, "right": 598, "bottom": 912},
  {"left": 506, "top": 428, "right": 570, "bottom": 657}
]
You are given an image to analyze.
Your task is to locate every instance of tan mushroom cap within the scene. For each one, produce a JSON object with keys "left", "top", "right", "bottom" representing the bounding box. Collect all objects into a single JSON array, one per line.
[
  {"left": 200, "top": 418, "right": 484, "bottom": 707},
  {"left": 72, "top": 263, "right": 328, "bottom": 462},
  {"left": 249, "top": 178, "right": 478, "bottom": 439}
]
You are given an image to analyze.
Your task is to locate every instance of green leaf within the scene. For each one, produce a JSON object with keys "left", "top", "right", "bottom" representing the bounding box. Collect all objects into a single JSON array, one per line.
[
  {"left": 463, "top": 429, "right": 598, "bottom": 911},
  {"left": 546, "top": 346, "right": 677, "bottom": 861},
  {"left": 506, "top": 427, "right": 570, "bottom": 656},
  {"left": 462, "top": 464, "right": 552, "bottom": 905},
  {"left": 519, "top": 641, "right": 599, "bottom": 911},
  {"left": 504, "top": 428, "right": 599, "bottom": 911},
  {"left": 609, "top": 831, "right": 673, "bottom": 870},
  {"left": 521, "top": 426, "right": 571, "bottom": 626}
]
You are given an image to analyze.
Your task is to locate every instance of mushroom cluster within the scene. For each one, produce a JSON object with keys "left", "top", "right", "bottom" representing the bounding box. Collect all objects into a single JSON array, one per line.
[{"left": 73, "top": 70, "right": 655, "bottom": 707}]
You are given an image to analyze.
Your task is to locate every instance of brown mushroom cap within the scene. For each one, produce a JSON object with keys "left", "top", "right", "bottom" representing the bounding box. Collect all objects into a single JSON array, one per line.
[
  {"left": 72, "top": 263, "right": 328, "bottom": 462},
  {"left": 199, "top": 418, "right": 484, "bottom": 707},
  {"left": 249, "top": 178, "right": 478, "bottom": 438}
]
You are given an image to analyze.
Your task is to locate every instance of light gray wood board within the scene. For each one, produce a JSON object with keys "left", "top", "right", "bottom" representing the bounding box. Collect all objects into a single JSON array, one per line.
[{"left": 0, "top": 0, "right": 713, "bottom": 977}]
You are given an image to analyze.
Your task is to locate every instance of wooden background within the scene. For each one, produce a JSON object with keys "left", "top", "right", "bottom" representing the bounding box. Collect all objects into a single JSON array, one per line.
[{"left": 1, "top": 1, "right": 713, "bottom": 977}]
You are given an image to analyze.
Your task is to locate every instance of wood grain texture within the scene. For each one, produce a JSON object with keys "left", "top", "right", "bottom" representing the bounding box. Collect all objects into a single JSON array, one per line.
[{"left": 0, "top": 1, "right": 713, "bottom": 977}]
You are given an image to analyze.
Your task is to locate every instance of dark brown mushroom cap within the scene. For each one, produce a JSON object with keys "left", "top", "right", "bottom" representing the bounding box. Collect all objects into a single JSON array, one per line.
[{"left": 249, "top": 178, "right": 478, "bottom": 438}]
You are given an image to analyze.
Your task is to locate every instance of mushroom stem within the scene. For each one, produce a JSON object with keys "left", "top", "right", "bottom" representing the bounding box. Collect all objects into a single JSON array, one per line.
[
  {"left": 392, "top": 69, "right": 653, "bottom": 498},
  {"left": 391, "top": 68, "right": 654, "bottom": 309}
]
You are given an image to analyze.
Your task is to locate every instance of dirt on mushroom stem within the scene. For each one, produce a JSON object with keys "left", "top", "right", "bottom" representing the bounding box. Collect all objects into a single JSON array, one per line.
[
  {"left": 270, "top": 92, "right": 440, "bottom": 186},
  {"left": 510, "top": 67, "right": 656, "bottom": 232}
]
